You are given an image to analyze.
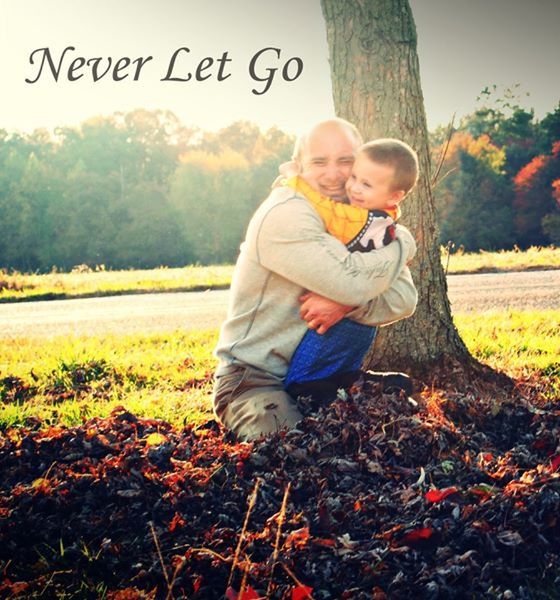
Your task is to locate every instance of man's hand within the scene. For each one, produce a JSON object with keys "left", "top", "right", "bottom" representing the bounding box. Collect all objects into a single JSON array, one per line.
[{"left": 299, "top": 291, "right": 354, "bottom": 335}]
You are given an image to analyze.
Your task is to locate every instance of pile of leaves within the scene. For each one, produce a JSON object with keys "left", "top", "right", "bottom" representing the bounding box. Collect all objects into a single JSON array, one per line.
[{"left": 1, "top": 380, "right": 559, "bottom": 599}]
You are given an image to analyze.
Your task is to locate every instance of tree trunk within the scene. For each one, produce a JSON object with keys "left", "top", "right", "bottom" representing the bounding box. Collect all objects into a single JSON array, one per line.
[{"left": 321, "top": 0, "right": 473, "bottom": 376}]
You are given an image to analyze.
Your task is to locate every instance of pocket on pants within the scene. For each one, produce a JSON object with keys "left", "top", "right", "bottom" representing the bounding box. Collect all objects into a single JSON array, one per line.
[{"left": 213, "top": 366, "right": 249, "bottom": 417}]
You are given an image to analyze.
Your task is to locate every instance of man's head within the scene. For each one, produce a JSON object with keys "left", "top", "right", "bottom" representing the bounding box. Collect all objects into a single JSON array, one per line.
[
  {"left": 293, "top": 118, "right": 363, "bottom": 200},
  {"left": 345, "top": 138, "right": 419, "bottom": 212}
]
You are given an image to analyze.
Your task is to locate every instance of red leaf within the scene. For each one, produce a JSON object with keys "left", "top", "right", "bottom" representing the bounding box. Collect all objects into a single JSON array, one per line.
[
  {"left": 533, "top": 438, "right": 549, "bottom": 450},
  {"left": 192, "top": 576, "right": 202, "bottom": 593},
  {"left": 551, "top": 455, "right": 560, "bottom": 472},
  {"left": 168, "top": 512, "right": 186, "bottom": 533},
  {"left": 424, "top": 486, "right": 459, "bottom": 503},
  {"left": 312, "top": 537, "right": 336, "bottom": 547},
  {"left": 239, "top": 586, "right": 260, "bottom": 600},
  {"left": 292, "top": 584, "right": 313, "bottom": 600},
  {"left": 225, "top": 587, "right": 238, "bottom": 600},
  {"left": 402, "top": 527, "right": 434, "bottom": 544},
  {"left": 226, "top": 586, "right": 260, "bottom": 600}
]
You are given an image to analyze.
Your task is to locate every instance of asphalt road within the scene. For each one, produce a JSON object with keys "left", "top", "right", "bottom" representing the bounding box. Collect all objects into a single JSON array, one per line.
[{"left": 1, "top": 270, "right": 559, "bottom": 339}]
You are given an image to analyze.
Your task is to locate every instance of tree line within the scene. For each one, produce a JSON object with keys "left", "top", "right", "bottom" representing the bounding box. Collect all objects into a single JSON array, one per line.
[
  {"left": 432, "top": 96, "right": 560, "bottom": 251},
  {"left": 0, "top": 101, "right": 558, "bottom": 272}
]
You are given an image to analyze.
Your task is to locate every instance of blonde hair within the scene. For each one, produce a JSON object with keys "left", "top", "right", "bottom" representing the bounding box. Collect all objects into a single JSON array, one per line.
[{"left": 360, "top": 138, "right": 419, "bottom": 194}]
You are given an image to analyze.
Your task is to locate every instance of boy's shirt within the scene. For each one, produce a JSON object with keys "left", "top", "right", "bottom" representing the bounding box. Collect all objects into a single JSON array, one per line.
[{"left": 284, "top": 175, "right": 399, "bottom": 252}]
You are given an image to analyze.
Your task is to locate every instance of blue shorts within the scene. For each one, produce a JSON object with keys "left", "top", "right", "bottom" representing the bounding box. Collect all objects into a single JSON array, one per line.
[{"left": 285, "top": 318, "right": 377, "bottom": 388}]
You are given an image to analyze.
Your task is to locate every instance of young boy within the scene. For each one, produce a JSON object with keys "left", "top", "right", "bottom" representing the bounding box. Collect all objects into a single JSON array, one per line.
[{"left": 282, "top": 138, "right": 419, "bottom": 405}]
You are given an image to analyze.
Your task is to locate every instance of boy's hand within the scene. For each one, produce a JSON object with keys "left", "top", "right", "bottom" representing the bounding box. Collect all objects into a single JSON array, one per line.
[{"left": 299, "top": 292, "right": 354, "bottom": 335}]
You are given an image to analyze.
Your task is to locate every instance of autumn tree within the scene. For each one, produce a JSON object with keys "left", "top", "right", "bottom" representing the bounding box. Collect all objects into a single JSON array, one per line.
[
  {"left": 513, "top": 141, "right": 560, "bottom": 247},
  {"left": 320, "top": 0, "right": 473, "bottom": 374},
  {"left": 434, "top": 132, "right": 514, "bottom": 250}
]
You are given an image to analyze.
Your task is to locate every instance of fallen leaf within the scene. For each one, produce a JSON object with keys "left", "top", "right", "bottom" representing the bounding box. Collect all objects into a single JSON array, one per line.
[
  {"left": 285, "top": 527, "right": 310, "bottom": 549},
  {"left": 292, "top": 584, "right": 313, "bottom": 600},
  {"left": 402, "top": 527, "right": 434, "bottom": 544},
  {"left": 425, "top": 486, "right": 459, "bottom": 503},
  {"left": 497, "top": 530, "right": 524, "bottom": 546}
]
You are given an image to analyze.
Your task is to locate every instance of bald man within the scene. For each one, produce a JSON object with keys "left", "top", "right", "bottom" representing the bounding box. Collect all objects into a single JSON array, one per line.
[{"left": 213, "top": 118, "right": 417, "bottom": 441}]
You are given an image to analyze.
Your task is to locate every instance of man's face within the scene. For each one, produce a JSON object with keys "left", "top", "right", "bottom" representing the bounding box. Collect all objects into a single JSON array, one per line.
[
  {"left": 298, "top": 124, "right": 358, "bottom": 200},
  {"left": 345, "top": 153, "right": 405, "bottom": 212}
]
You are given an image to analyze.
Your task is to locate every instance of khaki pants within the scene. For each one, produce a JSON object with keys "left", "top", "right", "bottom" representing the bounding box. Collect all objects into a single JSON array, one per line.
[{"left": 213, "top": 365, "right": 303, "bottom": 441}]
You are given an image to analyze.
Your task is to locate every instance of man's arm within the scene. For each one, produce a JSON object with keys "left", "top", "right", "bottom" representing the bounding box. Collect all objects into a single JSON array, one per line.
[
  {"left": 298, "top": 291, "right": 354, "bottom": 335},
  {"left": 255, "top": 196, "right": 416, "bottom": 306},
  {"left": 298, "top": 263, "right": 417, "bottom": 333},
  {"left": 345, "top": 264, "right": 418, "bottom": 326}
]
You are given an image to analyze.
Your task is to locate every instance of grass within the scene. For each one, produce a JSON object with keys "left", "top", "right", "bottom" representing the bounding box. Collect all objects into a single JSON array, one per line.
[
  {"left": 1, "top": 246, "right": 558, "bottom": 303},
  {"left": 0, "top": 329, "right": 218, "bottom": 430},
  {"left": 443, "top": 245, "right": 560, "bottom": 274},
  {"left": 0, "top": 264, "right": 233, "bottom": 303},
  {"left": 0, "top": 309, "right": 558, "bottom": 431}
]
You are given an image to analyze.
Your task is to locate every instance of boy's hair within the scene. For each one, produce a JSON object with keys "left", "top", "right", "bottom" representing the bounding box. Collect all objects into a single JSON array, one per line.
[
  {"left": 292, "top": 118, "right": 363, "bottom": 164},
  {"left": 360, "top": 138, "right": 419, "bottom": 194}
]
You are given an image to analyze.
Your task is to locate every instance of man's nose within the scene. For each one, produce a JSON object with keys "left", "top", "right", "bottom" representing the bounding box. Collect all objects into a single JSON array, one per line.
[{"left": 324, "top": 162, "right": 343, "bottom": 180}]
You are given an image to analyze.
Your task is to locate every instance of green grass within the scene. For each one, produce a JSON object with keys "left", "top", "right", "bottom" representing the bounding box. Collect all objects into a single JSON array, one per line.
[
  {"left": 0, "top": 264, "right": 234, "bottom": 303},
  {"left": 443, "top": 245, "right": 560, "bottom": 274},
  {"left": 0, "top": 329, "right": 218, "bottom": 430},
  {"left": 454, "top": 309, "right": 560, "bottom": 373},
  {"left": 1, "top": 309, "right": 558, "bottom": 431},
  {"left": 1, "top": 246, "right": 558, "bottom": 303}
]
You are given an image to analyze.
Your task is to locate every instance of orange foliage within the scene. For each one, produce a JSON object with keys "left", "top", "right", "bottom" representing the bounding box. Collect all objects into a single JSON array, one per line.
[
  {"left": 442, "top": 131, "right": 505, "bottom": 172},
  {"left": 514, "top": 154, "right": 548, "bottom": 190},
  {"left": 552, "top": 179, "right": 560, "bottom": 204}
]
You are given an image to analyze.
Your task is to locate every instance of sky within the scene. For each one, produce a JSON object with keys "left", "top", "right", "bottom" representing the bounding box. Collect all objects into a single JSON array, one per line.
[{"left": 1, "top": 0, "right": 559, "bottom": 136}]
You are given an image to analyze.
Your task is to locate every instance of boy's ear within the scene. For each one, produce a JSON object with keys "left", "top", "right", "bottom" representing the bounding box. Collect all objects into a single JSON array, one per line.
[{"left": 393, "top": 189, "right": 406, "bottom": 203}]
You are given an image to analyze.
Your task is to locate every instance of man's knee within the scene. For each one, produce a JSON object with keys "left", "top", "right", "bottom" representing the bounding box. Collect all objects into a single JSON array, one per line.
[
  {"left": 222, "top": 387, "right": 303, "bottom": 441},
  {"left": 213, "top": 366, "right": 302, "bottom": 441}
]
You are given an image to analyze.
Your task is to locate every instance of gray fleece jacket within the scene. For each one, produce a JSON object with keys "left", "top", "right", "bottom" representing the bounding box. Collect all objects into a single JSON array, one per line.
[{"left": 214, "top": 185, "right": 418, "bottom": 379}]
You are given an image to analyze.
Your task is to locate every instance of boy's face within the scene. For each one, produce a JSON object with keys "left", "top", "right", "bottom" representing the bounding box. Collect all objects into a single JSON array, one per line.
[{"left": 345, "top": 153, "right": 405, "bottom": 212}]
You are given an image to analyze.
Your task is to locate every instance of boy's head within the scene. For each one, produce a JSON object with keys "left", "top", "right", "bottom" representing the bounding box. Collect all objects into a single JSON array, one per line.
[{"left": 345, "top": 138, "right": 419, "bottom": 212}]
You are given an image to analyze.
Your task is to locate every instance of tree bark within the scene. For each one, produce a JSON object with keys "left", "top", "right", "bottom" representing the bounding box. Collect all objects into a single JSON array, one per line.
[{"left": 320, "top": 0, "right": 473, "bottom": 376}]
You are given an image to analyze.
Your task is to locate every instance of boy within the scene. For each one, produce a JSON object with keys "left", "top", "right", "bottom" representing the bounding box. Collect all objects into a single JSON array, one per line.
[{"left": 282, "top": 138, "right": 419, "bottom": 405}]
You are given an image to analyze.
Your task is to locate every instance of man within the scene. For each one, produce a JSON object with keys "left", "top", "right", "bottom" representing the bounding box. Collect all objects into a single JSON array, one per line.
[{"left": 213, "top": 119, "right": 417, "bottom": 441}]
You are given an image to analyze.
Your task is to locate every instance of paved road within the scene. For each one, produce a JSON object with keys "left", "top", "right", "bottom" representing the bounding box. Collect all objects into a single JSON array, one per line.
[{"left": 1, "top": 270, "right": 559, "bottom": 339}]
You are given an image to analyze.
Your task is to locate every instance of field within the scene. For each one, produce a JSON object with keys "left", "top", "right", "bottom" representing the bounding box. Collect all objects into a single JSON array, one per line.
[
  {"left": 1, "top": 310, "right": 558, "bottom": 430},
  {"left": 1, "top": 246, "right": 558, "bottom": 303},
  {"left": 1, "top": 309, "right": 559, "bottom": 598}
]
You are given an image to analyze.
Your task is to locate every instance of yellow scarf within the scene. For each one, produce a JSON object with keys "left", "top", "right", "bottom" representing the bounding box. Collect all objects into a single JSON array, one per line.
[{"left": 285, "top": 175, "right": 399, "bottom": 246}]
